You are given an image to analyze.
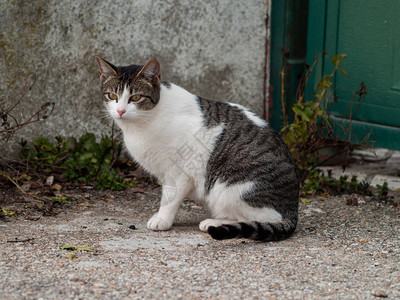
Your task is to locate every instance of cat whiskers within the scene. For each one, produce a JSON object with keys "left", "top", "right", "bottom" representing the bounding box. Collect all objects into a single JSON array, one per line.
[
  {"left": 128, "top": 110, "right": 154, "bottom": 122},
  {"left": 128, "top": 114, "right": 152, "bottom": 125},
  {"left": 99, "top": 109, "right": 114, "bottom": 123}
]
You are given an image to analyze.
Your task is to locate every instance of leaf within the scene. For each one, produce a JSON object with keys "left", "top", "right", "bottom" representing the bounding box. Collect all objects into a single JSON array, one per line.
[
  {"left": 76, "top": 246, "right": 94, "bottom": 252},
  {"left": 66, "top": 253, "right": 77, "bottom": 259},
  {"left": 336, "top": 66, "right": 348, "bottom": 76},
  {"left": 331, "top": 55, "right": 339, "bottom": 67},
  {"left": 60, "top": 245, "right": 97, "bottom": 252},
  {"left": 77, "top": 202, "right": 93, "bottom": 207},
  {"left": 60, "top": 245, "right": 77, "bottom": 250},
  {"left": 51, "top": 196, "right": 69, "bottom": 203},
  {"left": 1, "top": 207, "right": 15, "bottom": 216},
  {"left": 17, "top": 174, "right": 32, "bottom": 181},
  {"left": 293, "top": 104, "right": 311, "bottom": 122},
  {"left": 51, "top": 184, "right": 62, "bottom": 191},
  {"left": 300, "top": 197, "right": 312, "bottom": 204},
  {"left": 78, "top": 152, "right": 93, "bottom": 162}
]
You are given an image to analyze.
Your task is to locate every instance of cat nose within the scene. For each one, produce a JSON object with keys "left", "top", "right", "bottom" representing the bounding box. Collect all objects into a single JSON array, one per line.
[{"left": 117, "top": 109, "right": 126, "bottom": 116}]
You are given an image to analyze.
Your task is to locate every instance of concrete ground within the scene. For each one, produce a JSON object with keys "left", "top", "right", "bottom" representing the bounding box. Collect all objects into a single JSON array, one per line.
[{"left": 1, "top": 182, "right": 399, "bottom": 299}]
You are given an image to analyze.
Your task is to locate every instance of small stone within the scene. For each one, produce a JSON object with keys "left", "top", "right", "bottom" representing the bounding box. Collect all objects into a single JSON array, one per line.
[
  {"left": 346, "top": 198, "right": 358, "bottom": 206},
  {"left": 51, "top": 184, "right": 62, "bottom": 191},
  {"left": 129, "top": 225, "right": 136, "bottom": 230},
  {"left": 372, "top": 291, "right": 388, "bottom": 298},
  {"left": 46, "top": 176, "right": 54, "bottom": 186},
  {"left": 21, "top": 184, "right": 31, "bottom": 192}
]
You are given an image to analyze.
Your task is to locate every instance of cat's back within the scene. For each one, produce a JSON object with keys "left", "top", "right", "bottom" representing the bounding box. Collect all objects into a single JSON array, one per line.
[
  {"left": 196, "top": 96, "right": 293, "bottom": 160},
  {"left": 195, "top": 96, "right": 299, "bottom": 194}
]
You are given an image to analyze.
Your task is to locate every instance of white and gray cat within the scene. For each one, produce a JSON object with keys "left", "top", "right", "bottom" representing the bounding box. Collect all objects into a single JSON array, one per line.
[{"left": 95, "top": 56, "right": 299, "bottom": 241}]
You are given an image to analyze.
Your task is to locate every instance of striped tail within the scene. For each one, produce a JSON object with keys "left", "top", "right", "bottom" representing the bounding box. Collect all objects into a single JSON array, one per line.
[{"left": 207, "top": 219, "right": 297, "bottom": 241}]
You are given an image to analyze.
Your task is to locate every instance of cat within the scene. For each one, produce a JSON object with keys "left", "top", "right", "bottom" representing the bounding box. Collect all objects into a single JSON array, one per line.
[{"left": 95, "top": 56, "right": 300, "bottom": 241}]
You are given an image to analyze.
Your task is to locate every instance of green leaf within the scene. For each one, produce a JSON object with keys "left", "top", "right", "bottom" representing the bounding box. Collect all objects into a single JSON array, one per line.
[
  {"left": 60, "top": 245, "right": 78, "bottom": 250},
  {"left": 300, "top": 197, "right": 312, "bottom": 204},
  {"left": 51, "top": 196, "right": 69, "bottom": 203},
  {"left": 1, "top": 207, "right": 15, "bottom": 216},
  {"left": 20, "top": 132, "right": 128, "bottom": 191},
  {"left": 60, "top": 245, "right": 97, "bottom": 252},
  {"left": 336, "top": 65, "right": 348, "bottom": 76}
]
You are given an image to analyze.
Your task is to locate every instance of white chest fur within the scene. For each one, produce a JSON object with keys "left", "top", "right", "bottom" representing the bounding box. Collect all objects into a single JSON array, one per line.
[{"left": 115, "top": 84, "right": 221, "bottom": 184}]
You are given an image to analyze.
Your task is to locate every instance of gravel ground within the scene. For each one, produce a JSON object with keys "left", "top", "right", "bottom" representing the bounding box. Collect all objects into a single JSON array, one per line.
[{"left": 1, "top": 186, "right": 400, "bottom": 299}]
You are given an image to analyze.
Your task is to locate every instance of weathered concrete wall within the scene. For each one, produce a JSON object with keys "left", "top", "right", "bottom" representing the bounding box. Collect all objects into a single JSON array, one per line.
[{"left": 1, "top": 0, "right": 268, "bottom": 150}]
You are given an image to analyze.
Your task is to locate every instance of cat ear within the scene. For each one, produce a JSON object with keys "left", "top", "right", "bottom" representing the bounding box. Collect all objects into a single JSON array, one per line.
[
  {"left": 137, "top": 58, "right": 161, "bottom": 84},
  {"left": 95, "top": 56, "right": 117, "bottom": 83}
]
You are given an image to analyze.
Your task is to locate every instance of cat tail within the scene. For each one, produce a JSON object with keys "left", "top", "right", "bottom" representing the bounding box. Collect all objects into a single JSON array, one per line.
[{"left": 207, "top": 218, "right": 297, "bottom": 242}]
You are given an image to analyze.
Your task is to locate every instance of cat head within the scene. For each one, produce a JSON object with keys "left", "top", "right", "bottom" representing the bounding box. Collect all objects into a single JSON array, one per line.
[{"left": 95, "top": 56, "right": 161, "bottom": 122}]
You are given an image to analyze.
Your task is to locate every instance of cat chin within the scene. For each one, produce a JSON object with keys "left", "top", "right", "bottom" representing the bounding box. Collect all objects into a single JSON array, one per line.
[
  {"left": 112, "top": 114, "right": 139, "bottom": 123},
  {"left": 113, "top": 116, "right": 132, "bottom": 121}
]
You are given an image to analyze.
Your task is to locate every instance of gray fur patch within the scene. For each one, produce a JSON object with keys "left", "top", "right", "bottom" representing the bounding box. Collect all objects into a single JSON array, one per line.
[
  {"left": 162, "top": 81, "right": 171, "bottom": 88},
  {"left": 196, "top": 96, "right": 299, "bottom": 222}
]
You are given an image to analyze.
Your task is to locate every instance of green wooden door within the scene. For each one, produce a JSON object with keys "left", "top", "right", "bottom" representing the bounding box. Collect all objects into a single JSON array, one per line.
[{"left": 307, "top": 0, "right": 400, "bottom": 150}]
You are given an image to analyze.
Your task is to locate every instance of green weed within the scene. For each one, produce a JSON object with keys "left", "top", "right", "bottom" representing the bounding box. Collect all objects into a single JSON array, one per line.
[
  {"left": 1, "top": 207, "right": 15, "bottom": 217},
  {"left": 376, "top": 182, "right": 390, "bottom": 200},
  {"left": 302, "top": 169, "right": 372, "bottom": 196},
  {"left": 20, "top": 133, "right": 131, "bottom": 190},
  {"left": 281, "top": 52, "right": 371, "bottom": 186},
  {"left": 60, "top": 245, "right": 97, "bottom": 252}
]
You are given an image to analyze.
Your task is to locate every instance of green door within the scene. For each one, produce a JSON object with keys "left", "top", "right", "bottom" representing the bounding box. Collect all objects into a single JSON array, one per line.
[{"left": 307, "top": 0, "right": 400, "bottom": 150}]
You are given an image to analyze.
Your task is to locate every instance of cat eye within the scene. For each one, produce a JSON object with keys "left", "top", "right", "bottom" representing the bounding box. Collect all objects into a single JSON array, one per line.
[
  {"left": 107, "top": 93, "right": 118, "bottom": 101},
  {"left": 129, "top": 95, "right": 142, "bottom": 103}
]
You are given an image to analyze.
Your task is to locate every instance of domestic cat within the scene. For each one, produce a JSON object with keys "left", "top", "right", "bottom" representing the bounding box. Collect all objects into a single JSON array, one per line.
[{"left": 95, "top": 56, "right": 299, "bottom": 241}]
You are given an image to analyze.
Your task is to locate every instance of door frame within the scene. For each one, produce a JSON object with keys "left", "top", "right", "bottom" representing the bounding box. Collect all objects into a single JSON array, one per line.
[{"left": 268, "top": 0, "right": 309, "bottom": 130}]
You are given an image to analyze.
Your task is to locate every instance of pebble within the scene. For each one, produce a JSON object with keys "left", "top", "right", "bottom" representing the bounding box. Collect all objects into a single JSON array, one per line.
[
  {"left": 20, "top": 184, "right": 31, "bottom": 192},
  {"left": 372, "top": 290, "right": 388, "bottom": 298},
  {"left": 45, "top": 176, "right": 54, "bottom": 186}
]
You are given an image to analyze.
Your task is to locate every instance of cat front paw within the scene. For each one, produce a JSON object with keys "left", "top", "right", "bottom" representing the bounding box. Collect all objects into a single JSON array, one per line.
[{"left": 147, "top": 213, "right": 173, "bottom": 231}]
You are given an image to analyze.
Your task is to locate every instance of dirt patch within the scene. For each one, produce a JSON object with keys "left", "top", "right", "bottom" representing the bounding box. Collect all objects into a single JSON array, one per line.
[{"left": 0, "top": 174, "right": 158, "bottom": 220}]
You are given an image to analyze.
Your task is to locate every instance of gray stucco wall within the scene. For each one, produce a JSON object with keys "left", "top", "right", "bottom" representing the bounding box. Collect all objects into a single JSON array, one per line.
[{"left": 1, "top": 0, "right": 268, "bottom": 152}]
